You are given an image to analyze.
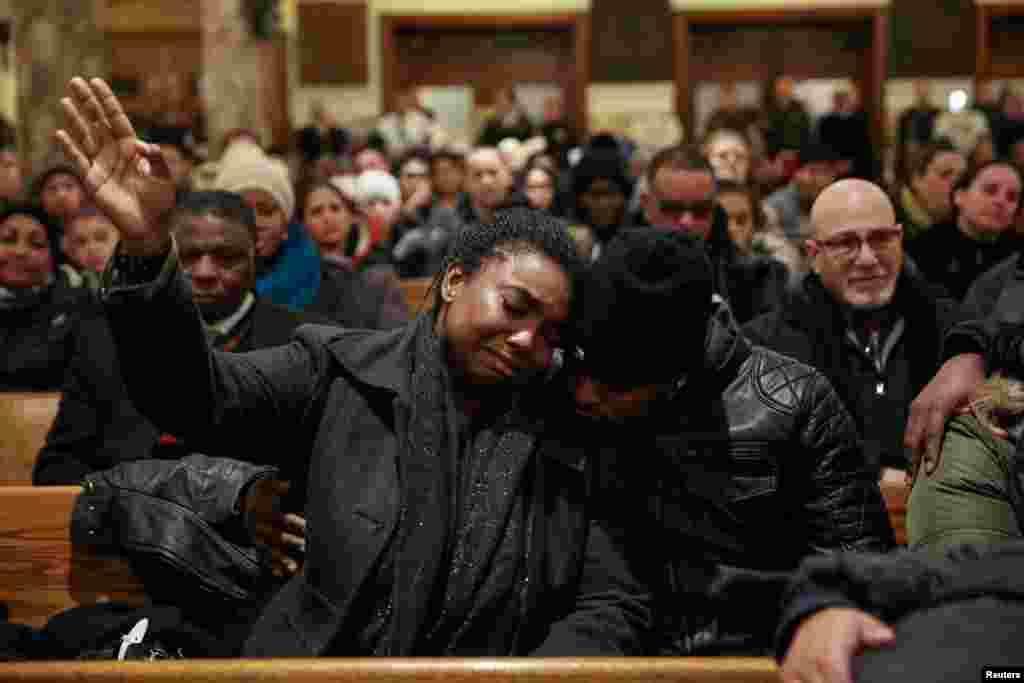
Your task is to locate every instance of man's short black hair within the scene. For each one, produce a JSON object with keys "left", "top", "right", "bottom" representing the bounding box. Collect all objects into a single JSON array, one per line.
[
  {"left": 171, "top": 190, "right": 257, "bottom": 243},
  {"left": 645, "top": 145, "right": 713, "bottom": 187},
  {"left": 911, "top": 140, "right": 962, "bottom": 179},
  {"left": 431, "top": 147, "right": 466, "bottom": 168}
]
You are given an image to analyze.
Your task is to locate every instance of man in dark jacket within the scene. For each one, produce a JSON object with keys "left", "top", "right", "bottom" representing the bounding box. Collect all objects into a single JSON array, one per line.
[
  {"left": 641, "top": 144, "right": 788, "bottom": 323},
  {"left": 456, "top": 147, "right": 523, "bottom": 226},
  {"left": 777, "top": 543, "right": 1024, "bottom": 682},
  {"left": 745, "top": 179, "right": 963, "bottom": 475},
  {"left": 34, "top": 191, "right": 325, "bottom": 485},
  {"left": 780, "top": 315, "right": 1024, "bottom": 682},
  {"left": 571, "top": 229, "right": 894, "bottom": 655}
]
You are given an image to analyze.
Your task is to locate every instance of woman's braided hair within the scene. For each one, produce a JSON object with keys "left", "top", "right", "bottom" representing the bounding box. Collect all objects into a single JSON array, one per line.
[{"left": 429, "top": 207, "right": 585, "bottom": 314}]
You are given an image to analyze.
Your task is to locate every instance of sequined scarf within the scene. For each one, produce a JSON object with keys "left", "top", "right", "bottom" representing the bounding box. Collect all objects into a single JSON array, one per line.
[{"left": 385, "top": 313, "right": 538, "bottom": 655}]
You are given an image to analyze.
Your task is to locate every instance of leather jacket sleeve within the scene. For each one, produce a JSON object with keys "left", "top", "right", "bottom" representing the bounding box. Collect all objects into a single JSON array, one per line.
[
  {"left": 72, "top": 455, "right": 280, "bottom": 602},
  {"left": 798, "top": 371, "right": 897, "bottom": 553},
  {"left": 74, "top": 454, "right": 278, "bottom": 541}
]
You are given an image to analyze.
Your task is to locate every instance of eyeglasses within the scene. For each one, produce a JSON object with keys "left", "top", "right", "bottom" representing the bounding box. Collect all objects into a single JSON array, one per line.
[
  {"left": 657, "top": 199, "right": 715, "bottom": 221},
  {"left": 810, "top": 227, "right": 903, "bottom": 263}
]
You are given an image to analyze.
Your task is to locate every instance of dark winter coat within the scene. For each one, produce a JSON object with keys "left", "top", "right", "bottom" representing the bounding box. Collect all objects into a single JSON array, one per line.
[
  {"left": 0, "top": 276, "right": 95, "bottom": 391},
  {"left": 744, "top": 267, "right": 962, "bottom": 471},
  {"left": 594, "top": 301, "right": 894, "bottom": 655},
  {"left": 907, "top": 218, "right": 1019, "bottom": 301}
]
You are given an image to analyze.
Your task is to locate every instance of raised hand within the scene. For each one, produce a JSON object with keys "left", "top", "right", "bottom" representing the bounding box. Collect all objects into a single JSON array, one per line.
[{"left": 55, "top": 77, "right": 176, "bottom": 256}]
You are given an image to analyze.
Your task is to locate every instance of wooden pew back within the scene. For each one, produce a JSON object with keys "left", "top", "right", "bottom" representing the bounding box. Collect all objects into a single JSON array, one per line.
[
  {"left": 0, "top": 657, "right": 780, "bottom": 681},
  {"left": 0, "top": 392, "right": 61, "bottom": 485},
  {"left": 0, "top": 486, "right": 145, "bottom": 628},
  {"left": 399, "top": 277, "right": 435, "bottom": 318},
  {"left": 0, "top": 489, "right": 782, "bottom": 679},
  {"left": 880, "top": 472, "right": 909, "bottom": 546}
]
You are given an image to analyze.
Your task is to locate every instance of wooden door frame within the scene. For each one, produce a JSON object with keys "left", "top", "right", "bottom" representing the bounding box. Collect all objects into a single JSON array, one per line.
[
  {"left": 976, "top": 2, "right": 1024, "bottom": 88},
  {"left": 380, "top": 13, "right": 591, "bottom": 138},
  {"left": 672, "top": 7, "right": 889, "bottom": 147}
]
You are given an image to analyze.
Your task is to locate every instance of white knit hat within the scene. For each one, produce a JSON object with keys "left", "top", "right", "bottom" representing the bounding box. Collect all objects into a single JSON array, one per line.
[
  {"left": 214, "top": 153, "right": 295, "bottom": 219},
  {"left": 328, "top": 174, "right": 359, "bottom": 203},
  {"left": 354, "top": 170, "right": 401, "bottom": 205},
  {"left": 219, "top": 139, "right": 264, "bottom": 169}
]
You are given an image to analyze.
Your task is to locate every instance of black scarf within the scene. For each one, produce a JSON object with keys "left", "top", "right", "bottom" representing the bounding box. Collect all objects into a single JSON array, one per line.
[
  {"left": 0, "top": 279, "right": 53, "bottom": 313},
  {"left": 385, "top": 314, "right": 539, "bottom": 655}
]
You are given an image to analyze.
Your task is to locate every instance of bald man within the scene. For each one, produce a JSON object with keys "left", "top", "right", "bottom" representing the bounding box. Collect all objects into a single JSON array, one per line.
[
  {"left": 745, "top": 179, "right": 963, "bottom": 476},
  {"left": 455, "top": 147, "right": 526, "bottom": 226}
]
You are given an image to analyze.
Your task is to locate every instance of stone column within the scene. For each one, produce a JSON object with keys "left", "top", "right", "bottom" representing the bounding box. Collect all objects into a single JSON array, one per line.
[
  {"left": 14, "top": 0, "right": 107, "bottom": 178},
  {"left": 201, "top": 0, "right": 272, "bottom": 156}
]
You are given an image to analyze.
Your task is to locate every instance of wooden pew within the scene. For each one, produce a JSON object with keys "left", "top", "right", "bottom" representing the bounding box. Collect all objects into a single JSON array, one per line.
[
  {"left": 0, "top": 392, "right": 61, "bottom": 485},
  {"left": 0, "top": 657, "right": 780, "bottom": 681},
  {"left": 399, "top": 277, "right": 435, "bottom": 318},
  {"left": 0, "top": 486, "right": 780, "bottom": 679},
  {"left": 880, "top": 471, "right": 909, "bottom": 546},
  {"left": 0, "top": 486, "right": 146, "bottom": 628}
]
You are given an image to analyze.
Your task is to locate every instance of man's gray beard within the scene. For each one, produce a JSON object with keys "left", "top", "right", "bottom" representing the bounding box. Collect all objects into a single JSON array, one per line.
[
  {"left": 846, "top": 288, "right": 896, "bottom": 313},
  {"left": 847, "top": 301, "right": 890, "bottom": 312}
]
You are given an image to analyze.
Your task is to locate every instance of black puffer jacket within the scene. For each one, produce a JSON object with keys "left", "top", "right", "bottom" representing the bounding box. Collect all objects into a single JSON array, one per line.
[{"left": 594, "top": 301, "right": 895, "bottom": 655}]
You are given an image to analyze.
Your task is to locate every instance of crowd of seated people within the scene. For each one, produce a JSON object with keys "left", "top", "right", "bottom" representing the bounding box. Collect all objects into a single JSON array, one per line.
[{"left": 3, "top": 68, "right": 1024, "bottom": 674}]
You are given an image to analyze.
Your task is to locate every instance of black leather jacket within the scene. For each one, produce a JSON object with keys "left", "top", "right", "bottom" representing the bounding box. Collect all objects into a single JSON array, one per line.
[
  {"left": 595, "top": 301, "right": 895, "bottom": 655},
  {"left": 72, "top": 455, "right": 282, "bottom": 605}
]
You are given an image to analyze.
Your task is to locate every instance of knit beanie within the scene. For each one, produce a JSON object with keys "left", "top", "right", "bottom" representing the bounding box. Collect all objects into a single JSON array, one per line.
[
  {"left": 577, "top": 228, "right": 714, "bottom": 387},
  {"left": 354, "top": 170, "right": 401, "bottom": 205},
  {"left": 570, "top": 149, "right": 634, "bottom": 200},
  {"left": 219, "top": 139, "right": 264, "bottom": 168},
  {"left": 214, "top": 152, "right": 295, "bottom": 219},
  {"left": 329, "top": 174, "right": 359, "bottom": 203}
]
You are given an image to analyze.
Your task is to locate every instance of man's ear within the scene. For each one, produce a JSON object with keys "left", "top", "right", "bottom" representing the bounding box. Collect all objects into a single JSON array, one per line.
[{"left": 60, "top": 233, "right": 70, "bottom": 256}]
